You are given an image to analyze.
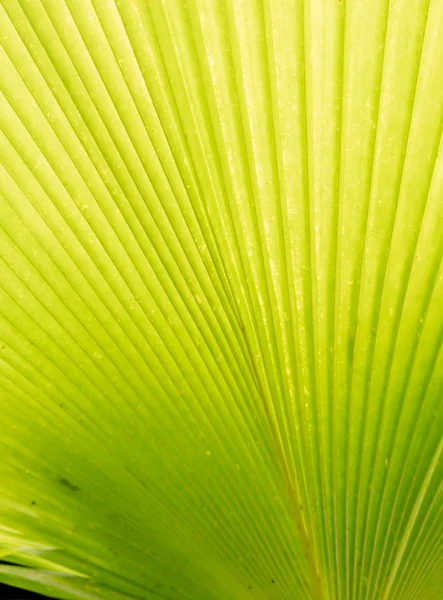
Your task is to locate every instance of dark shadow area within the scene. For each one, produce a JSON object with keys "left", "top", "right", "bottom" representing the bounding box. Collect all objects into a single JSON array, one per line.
[{"left": 0, "top": 584, "right": 50, "bottom": 599}]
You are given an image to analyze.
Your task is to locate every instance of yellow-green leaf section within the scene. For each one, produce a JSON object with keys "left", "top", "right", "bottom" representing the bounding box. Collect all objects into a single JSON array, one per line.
[{"left": 0, "top": 1, "right": 442, "bottom": 599}]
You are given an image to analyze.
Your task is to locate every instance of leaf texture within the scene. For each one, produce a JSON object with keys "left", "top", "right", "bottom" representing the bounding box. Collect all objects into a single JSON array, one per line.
[{"left": 0, "top": 1, "right": 442, "bottom": 599}]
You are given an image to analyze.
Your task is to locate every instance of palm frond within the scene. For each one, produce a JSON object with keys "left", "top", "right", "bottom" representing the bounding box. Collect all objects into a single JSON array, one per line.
[{"left": 0, "top": 1, "right": 442, "bottom": 599}]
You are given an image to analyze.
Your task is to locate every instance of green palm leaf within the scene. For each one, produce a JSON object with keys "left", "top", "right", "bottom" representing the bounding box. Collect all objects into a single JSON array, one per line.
[{"left": 0, "top": 1, "right": 442, "bottom": 598}]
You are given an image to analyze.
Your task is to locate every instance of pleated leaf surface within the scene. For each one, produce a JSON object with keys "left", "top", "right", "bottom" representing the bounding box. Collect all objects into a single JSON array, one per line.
[{"left": 0, "top": 1, "right": 442, "bottom": 599}]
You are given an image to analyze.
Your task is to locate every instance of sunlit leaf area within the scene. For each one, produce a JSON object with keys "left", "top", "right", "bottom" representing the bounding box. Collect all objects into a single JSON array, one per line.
[{"left": 0, "top": 1, "right": 442, "bottom": 599}]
